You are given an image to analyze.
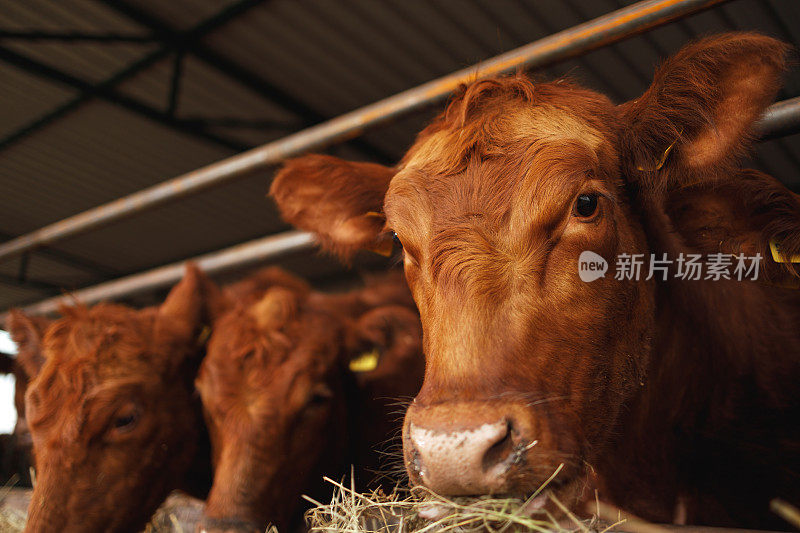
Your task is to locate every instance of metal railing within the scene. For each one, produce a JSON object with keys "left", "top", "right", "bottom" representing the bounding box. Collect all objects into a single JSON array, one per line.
[
  {"left": 9, "top": 0, "right": 800, "bottom": 320},
  {"left": 0, "top": 0, "right": 727, "bottom": 263},
  {"left": 4, "top": 94, "right": 799, "bottom": 321}
]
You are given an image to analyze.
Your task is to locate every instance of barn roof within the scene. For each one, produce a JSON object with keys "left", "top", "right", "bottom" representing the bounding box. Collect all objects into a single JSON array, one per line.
[{"left": 2, "top": 0, "right": 799, "bottom": 311}]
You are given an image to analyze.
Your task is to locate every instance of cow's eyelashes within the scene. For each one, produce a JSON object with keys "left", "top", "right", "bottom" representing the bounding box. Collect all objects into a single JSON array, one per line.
[
  {"left": 109, "top": 405, "right": 140, "bottom": 435},
  {"left": 573, "top": 193, "right": 600, "bottom": 219},
  {"left": 391, "top": 231, "right": 421, "bottom": 264},
  {"left": 114, "top": 413, "right": 137, "bottom": 431},
  {"left": 391, "top": 231, "right": 403, "bottom": 250}
]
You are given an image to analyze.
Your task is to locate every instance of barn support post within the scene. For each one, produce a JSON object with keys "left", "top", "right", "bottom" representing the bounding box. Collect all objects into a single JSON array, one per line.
[
  {"left": 0, "top": 0, "right": 728, "bottom": 264},
  {"left": 5, "top": 92, "right": 800, "bottom": 321}
]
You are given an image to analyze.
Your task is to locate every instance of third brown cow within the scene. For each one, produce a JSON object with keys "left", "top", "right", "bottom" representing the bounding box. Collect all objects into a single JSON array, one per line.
[
  {"left": 196, "top": 268, "right": 424, "bottom": 532},
  {"left": 270, "top": 33, "right": 800, "bottom": 529}
]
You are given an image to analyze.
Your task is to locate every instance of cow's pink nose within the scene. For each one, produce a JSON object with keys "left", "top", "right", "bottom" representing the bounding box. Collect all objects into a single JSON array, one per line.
[{"left": 408, "top": 419, "right": 515, "bottom": 495}]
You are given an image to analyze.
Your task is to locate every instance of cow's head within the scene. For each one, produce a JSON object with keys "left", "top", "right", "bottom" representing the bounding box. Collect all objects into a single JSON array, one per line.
[
  {"left": 196, "top": 269, "right": 422, "bottom": 532},
  {"left": 23, "top": 266, "right": 209, "bottom": 533},
  {"left": 270, "top": 33, "right": 799, "bottom": 508}
]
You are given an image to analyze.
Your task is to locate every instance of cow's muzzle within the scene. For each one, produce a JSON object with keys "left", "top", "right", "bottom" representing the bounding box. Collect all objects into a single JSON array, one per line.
[{"left": 403, "top": 402, "right": 538, "bottom": 496}]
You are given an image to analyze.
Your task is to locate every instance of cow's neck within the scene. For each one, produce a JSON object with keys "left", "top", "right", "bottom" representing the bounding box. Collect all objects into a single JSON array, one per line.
[
  {"left": 598, "top": 194, "right": 800, "bottom": 524},
  {"left": 177, "top": 393, "right": 213, "bottom": 499}
]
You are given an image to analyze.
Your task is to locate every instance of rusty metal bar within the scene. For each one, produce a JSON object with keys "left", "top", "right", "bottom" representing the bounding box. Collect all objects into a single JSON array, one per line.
[
  {"left": 0, "top": 0, "right": 728, "bottom": 264},
  {"left": 4, "top": 93, "right": 798, "bottom": 320},
  {"left": 0, "top": 231, "right": 315, "bottom": 322}
]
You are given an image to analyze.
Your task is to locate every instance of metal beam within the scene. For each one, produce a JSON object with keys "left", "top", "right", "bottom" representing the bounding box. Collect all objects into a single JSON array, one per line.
[
  {"left": 0, "top": 273, "right": 60, "bottom": 293},
  {"left": 0, "top": 230, "right": 119, "bottom": 279},
  {"left": 0, "top": 0, "right": 729, "bottom": 265},
  {"left": 100, "top": 0, "right": 396, "bottom": 164},
  {"left": 0, "top": 46, "right": 249, "bottom": 151},
  {"left": 5, "top": 92, "right": 799, "bottom": 319},
  {"left": 1, "top": 231, "right": 316, "bottom": 321},
  {"left": 0, "top": 30, "right": 156, "bottom": 43},
  {"left": 0, "top": 0, "right": 268, "bottom": 153},
  {"left": 180, "top": 117, "right": 300, "bottom": 131}
]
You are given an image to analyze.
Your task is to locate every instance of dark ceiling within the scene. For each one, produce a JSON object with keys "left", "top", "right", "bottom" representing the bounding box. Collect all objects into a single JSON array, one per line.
[{"left": 1, "top": 0, "right": 799, "bottom": 311}]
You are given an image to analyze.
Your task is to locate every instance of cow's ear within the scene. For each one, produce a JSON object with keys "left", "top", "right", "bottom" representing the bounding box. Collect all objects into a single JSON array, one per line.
[
  {"left": 666, "top": 170, "right": 800, "bottom": 283},
  {"left": 346, "top": 305, "right": 423, "bottom": 387},
  {"left": 270, "top": 154, "right": 396, "bottom": 261},
  {"left": 6, "top": 310, "right": 49, "bottom": 380},
  {"left": 195, "top": 267, "right": 229, "bottom": 324},
  {"left": 157, "top": 264, "right": 208, "bottom": 355},
  {"left": 619, "top": 33, "right": 788, "bottom": 186}
]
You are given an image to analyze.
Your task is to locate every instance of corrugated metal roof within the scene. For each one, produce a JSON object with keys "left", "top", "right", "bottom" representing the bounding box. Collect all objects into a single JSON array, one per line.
[{"left": 1, "top": 0, "right": 799, "bottom": 312}]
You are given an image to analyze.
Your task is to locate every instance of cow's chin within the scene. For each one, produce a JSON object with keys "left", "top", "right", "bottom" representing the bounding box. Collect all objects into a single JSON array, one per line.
[
  {"left": 417, "top": 466, "right": 594, "bottom": 524},
  {"left": 502, "top": 465, "right": 593, "bottom": 517}
]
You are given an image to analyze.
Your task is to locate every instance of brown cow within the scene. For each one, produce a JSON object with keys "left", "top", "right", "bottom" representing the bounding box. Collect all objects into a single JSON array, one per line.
[
  {"left": 270, "top": 33, "right": 800, "bottom": 529},
  {"left": 195, "top": 267, "right": 424, "bottom": 532},
  {"left": 20, "top": 266, "right": 213, "bottom": 533},
  {"left": 5, "top": 311, "right": 51, "bottom": 485}
]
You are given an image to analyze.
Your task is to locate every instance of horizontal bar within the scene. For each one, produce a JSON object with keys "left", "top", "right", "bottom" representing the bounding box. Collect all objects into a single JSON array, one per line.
[
  {"left": 0, "top": 30, "right": 156, "bottom": 43},
  {"left": 0, "top": 231, "right": 315, "bottom": 322},
  {"left": 5, "top": 93, "right": 797, "bottom": 320},
  {"left": 755, "top": 96, "right": 800, "bottom": 140},
  {"left": 0, "top": 0, "right": 727, "bottom": 264}
]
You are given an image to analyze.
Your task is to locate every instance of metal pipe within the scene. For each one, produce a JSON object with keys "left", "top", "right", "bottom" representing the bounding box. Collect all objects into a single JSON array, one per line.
[
  {"left": 4, "top": 96, "right": 798, "bottom": 318},
  {"left": 756, "top": 96, "right": 800, "bottom": 140},
  {"left": 0, "top": 0, "right": 728, "bottom": 263},
  {"left": 5, "top": 94, "right": 798, "bottom": 320},
  {"left": 1, "top": 231, "right": 315, "bottom": 322}
]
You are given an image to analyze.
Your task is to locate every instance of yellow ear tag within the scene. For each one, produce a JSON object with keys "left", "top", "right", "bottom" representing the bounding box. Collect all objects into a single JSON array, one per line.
[
  {"left": 196, "top": 325, "right": 212, "bottom": 346},
  {"left": 349, "top": 348, "right": 380, "bottom": 373},
  {"left": 770, "top": 239, "right": 800, "bottom": 264}
]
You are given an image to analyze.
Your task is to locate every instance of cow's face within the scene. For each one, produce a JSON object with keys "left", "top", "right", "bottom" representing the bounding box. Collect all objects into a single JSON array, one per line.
[
  {"left": 270, "top": 34, "right": 796, "bottom": 510},
  {"left": 23, "top": 269, "right": 206, "bottom": 533},
  {"left": 197, "top": 284, "right": 348, "bottom": 532},
  {"left": 385, "top": 83, "right": 653, "bottom": 500},
  {"left": 197, "top": 272, "right": 424, "bottom": 532}
]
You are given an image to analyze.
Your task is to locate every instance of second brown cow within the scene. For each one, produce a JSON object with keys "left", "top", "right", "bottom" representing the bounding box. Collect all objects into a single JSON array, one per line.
[{"left": 196, "top": 267, "right": 424, "bottom": 532}]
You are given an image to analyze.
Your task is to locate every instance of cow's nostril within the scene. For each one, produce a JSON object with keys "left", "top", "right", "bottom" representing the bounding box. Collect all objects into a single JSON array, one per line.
[
  {"left": 481, "top": 419, "right": 514, "bottom": 473},
  {"left": 408, "top": 447, "right": 423, "bottom": 478}
]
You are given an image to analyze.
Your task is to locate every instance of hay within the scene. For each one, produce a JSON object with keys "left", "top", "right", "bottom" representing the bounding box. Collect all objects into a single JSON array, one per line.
[
  {"left": 303, "top": 465, "right": 607, "bottom": 533},
  {"left": 0, "top": 475, "right": 25, "bottom": 533},
  {"left": 770, "top": 499, "right": 800, "bottom": 529},
  {"left": 0, "top": 507, "right": 25, "bottom": 532}
]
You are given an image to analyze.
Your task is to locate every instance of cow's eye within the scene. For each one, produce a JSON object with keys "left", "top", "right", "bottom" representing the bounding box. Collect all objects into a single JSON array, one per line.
[
  {"left": 392, "top": 231, "right": 403, "bottom": 250},
  {"left": 309, "top": 384, "right": 334, "bottom": 406},
  {"left": 574, "top": 193, "right": 599, "bottom": 218},
  {"left": 112, "top": 408, "right": 139, "bottom": 433}
]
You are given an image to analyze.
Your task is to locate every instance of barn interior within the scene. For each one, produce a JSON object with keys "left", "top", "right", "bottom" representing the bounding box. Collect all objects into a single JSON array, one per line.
[
  {"left": 1, "top": 0, "right": 799, "bottom": 531},
  {"left": 1, "top": 0, "right": 799, "bottom": 315}
]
